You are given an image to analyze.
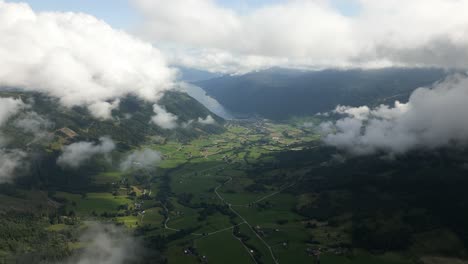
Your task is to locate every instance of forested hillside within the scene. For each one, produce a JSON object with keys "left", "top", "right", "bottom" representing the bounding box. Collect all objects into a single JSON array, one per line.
[{"left": 196, "top": 68, "right": 448, "bottom": 119}]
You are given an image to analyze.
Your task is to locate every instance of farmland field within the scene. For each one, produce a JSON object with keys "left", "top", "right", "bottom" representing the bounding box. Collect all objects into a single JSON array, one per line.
[{"left": 2, "top": 119, "right": 455, "bottom": 264}]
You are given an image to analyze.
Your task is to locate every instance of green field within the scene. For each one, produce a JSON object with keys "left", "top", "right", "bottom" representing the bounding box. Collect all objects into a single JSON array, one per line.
[
  {"left": 2, "top": 118, "right": 455, "bottom": 264},
  {"left": 55, "top": 192, "right": 134, "bottom": 215},
  {"left": 195, "top": 229, "right": 254, "bottom": 264}
]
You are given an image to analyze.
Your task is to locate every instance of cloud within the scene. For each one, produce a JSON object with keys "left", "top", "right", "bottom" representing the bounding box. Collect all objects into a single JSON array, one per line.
[
  {"left": 57, "top": 137, "right": 116, "bottom": 168},
  {"left": 134, "top": 0, "right": 468, "bottom": 72},
  {"left": 14, "top": 111, "right": 52, "bottom": 132},
  {"left": 0, "top": 149, "right": 26, "bottom": 183},
  {"left": 0, "top": 97, "right": 25, "bottom": 125},
  {"left": 152, "top": 113, "right": 215, "bottom": 130},
  {"left": 302, "top": 122, "right": 315, "bottom": 129},
  {"left": 0, "top": 1, "right": 175, "bottom": 119},
  {"left": 120, "top": 148, "right": 162, "bottom": 171},
  {"left": 322, "top": 74, "right": 468, "bottom": 155},
  {"left": 87, "top": 100, "right": 121, "bottom": 120},
  {"left": 198, "top": 115, "right": 215, "bottom": 125},
  {"left": 151, "top": 104, "right": 178, "bottom": 129},
  {"left": 0, "top": 99, "right": 53, "bottom": 182},
  {"left": 166, "top": 47, "right": 289, "bottom": 74},
  {"left": 63, "top": 224, "right": 141, "bottom": 264},
  {"left": 14, "top": 111, "right": 54, "bottom": 142},
  {"left": 0, "top": 97, "right": 27, "bottom": 182},
  {"left": 180, "top": 119, "right": 194, "bottom": 129}
]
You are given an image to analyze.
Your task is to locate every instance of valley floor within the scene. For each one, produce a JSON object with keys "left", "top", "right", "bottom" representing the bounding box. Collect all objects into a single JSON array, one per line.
[{"left": 1, "top": 118, "right": 467, "bottom": 264}]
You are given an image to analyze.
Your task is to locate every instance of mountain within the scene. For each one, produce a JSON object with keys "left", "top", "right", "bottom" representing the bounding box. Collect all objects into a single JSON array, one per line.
[
  {"left": 2, "top": 87, "right": 468, "bottom": 264},
  {"left": 195, "top": 67, "right": 449, "bottom": 119},
  {"left": 1, "top": 90, "right": 224, "bottom": 146},
  {"left": 176, "top": 67, "right": 223, "bottom": 82},
  {"left": 0, "top": 90, "right": 225, "bottom": 191}
]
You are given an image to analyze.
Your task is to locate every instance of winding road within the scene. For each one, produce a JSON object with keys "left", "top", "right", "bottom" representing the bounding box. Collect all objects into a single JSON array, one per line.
[{"left": 160, "top": 153, "right": 296, "bottom": 263}]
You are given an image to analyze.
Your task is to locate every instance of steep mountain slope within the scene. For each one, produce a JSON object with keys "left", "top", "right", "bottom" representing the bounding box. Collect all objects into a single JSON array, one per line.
[
  {"left": 1, "top": 90, "right": 224, "bottom": 146},
  {"left": 0, "top": 90, "right": 224, "bottom": 190},
  {"left": 195, "top": 67, "right": 448, "bottom": 119}
]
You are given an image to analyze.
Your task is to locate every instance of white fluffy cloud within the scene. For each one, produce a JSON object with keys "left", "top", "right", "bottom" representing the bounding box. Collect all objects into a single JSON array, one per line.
[
  {"left": 120, "top": 148, "right": 162, "bottom": 171},
  {"left": 322, "top": 74, "right": 468, "bottom": 155},
  {"left": 198, "top": 115, "right": 215, "bottom": 125},
  {"left": 87, "top": 100, "right": 121, "bottom": 120},
  {"left": 134, "top": 0, "right": 468, "bottom": 72},
  {"left": 0, "top": 1, "right": 175, "bottom": 119},
  {"left": 151, "top": 104, "right": 178, "bottom": 129},
  {"left": 57, "top": 137, "right": 116, "bottom": 168}
]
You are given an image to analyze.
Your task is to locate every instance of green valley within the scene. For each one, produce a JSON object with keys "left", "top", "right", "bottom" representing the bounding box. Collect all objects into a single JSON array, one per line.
[{"left": 3, "top": 109, "right": 466, "bottom": 264}]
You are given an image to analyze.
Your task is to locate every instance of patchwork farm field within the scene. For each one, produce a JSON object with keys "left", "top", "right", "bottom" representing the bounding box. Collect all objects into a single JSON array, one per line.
[
  {"left": 45, "top": 120, "right": 331, "bottom": 263},
  {"left": 9, "top": 119, "right": 447, "bottom": 264}
]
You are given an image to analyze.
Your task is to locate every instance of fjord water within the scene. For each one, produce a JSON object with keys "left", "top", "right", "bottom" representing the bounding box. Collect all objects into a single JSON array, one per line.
[{"left": 182, "top": 83, "right": 234, "bottom": 120}]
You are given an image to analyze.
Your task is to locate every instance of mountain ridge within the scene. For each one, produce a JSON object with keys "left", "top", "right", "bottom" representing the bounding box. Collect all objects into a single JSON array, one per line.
[{"left": 195, "top": 67, "right": 449, "bottom": 119}]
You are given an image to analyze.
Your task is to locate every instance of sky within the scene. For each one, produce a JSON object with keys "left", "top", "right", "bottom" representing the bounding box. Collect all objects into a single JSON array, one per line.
[{"left": 8, "top": 0, "right": 139, "bottom": 29}]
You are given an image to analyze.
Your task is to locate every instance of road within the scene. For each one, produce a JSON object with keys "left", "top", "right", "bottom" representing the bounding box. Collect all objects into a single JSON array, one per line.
[
  {"left": 214, "top": 177, "right": 285, "bottom": 264},
  {"left": 229, "top": 182, "right": 296, "bottom": 207},
  {"left": 160, "top": 150, "right": 298, "bottom": 263}
]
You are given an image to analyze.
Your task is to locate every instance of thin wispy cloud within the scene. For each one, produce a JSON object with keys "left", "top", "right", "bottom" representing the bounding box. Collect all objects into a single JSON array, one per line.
[
  {"left": 120, "top": 148, "right": 162, "bottom": 171},
  {"left": 0, "top": 97, "right": 27, "bottom": 182},
  {"left": 57, "top": 137, "right": 116, "bottom": 168}
]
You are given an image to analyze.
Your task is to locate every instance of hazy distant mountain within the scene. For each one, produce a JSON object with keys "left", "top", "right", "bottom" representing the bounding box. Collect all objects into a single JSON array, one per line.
[
  {"left": 176, "top": 67, "right": 223, "bottom": 82},
  {"left": 195, "top": 67, "right": 448, "bottom": 119}
]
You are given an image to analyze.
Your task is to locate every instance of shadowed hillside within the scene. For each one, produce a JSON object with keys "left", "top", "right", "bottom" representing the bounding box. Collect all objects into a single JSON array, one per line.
[{"left": 196, "top": 68, "right": 448, "bottom": 119}]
